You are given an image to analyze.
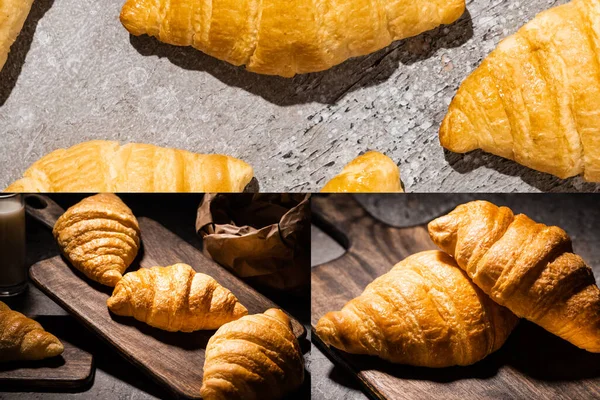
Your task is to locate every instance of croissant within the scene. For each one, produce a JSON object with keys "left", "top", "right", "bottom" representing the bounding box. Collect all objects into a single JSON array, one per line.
[
  {"left": 320, "top": 151, "right": 403, "bottom": 193},
  {"left": 53, "top": 193, "right": 141, "bottom": 287},
  {"left": 0, "top": 0, "right": 34, "bottom": 71},
  {"left": 440, "top": 0, "right": 600, "bottom": 182},
  {"left": 120, "top": 0, "right": 465, "bottom": 77},
  {"left": 107, "top": 263, "right": 248, "bottom": 331},
  {"left": 0, "top": 301, "right": 64, "bottom": 362},
  {"left": 315, "top": 251, "right": 518, "bottom": 367},
  {"left": 428, "top": 200, "right": 600, "bottom": 353},
  {"left": 5, "top": 140, "right": 254, "bottom": 192},
  {"left": 201, "top": 308, "right": 304, "bottom": 400}
]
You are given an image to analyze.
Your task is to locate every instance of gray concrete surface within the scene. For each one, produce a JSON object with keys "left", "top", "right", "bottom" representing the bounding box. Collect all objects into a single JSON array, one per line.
[
  {"left": 311, "top": 194, "right": 600, "bottom": 400},
  {"left": 2, "top": 0, "right": 598, "bottom": 192}
]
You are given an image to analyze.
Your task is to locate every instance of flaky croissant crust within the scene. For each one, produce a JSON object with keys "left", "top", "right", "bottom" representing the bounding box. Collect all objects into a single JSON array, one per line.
[
  {"left": 201, "top": 308, "right": 304, "bottom": 400},
  {"left": 441, "top": 0, "right": 600, "bottom": 182},
  {"left": 320, "top": 151, "right": 403, "bottom": 193},
  {"left": 107, "top": 263, "right": 248, "bottom": 332},
  {"left": 429, "top": 200, "right": 600, "bottom": 353},
  {"left": 316, "top": 251, "right": 518, "bottom": 367},
  {"left": 6, "top": 140, "right": 254, "bottom": 193},
  {"left": 53, "top": 193, "right": 141, "bottom": 287},
  {"left": 120, "top": 0, "right": 465, "bottom": 77},
  {"left": 0, "top": 301, "right": 64, "bottom": 362}
]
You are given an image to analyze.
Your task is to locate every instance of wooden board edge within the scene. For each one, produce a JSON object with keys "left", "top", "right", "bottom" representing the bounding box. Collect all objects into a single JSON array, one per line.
[
  {"left": 0, "top": 342, "right": 95, "bottom": 390},
  {"left": 0, "top": 366, "right": 95, "bottom": 391},
  {"left": 311, "top": 327, "right": 385, "bottom": 400}
]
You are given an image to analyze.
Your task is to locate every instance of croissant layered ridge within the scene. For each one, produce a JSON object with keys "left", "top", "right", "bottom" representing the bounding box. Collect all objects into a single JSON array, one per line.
[
  {"left": 53, "top": 193, "right": 141, "bottom": 287},
  {"left": 440, "top": 0, "right": 600, "bottom": 181},
  {"left": 320, "top": 151, "right": 403, "bottom": 193},
  {"left": 428, "top": 200, "right": 600, "bottom": 353},
  {"left": 120, "top": 0, "right": 466, "bottom": 77},
  {"left": 0, "top": 301, "right": 64, "bottom": 362},
  {"left": 315, "top": 251, "right": 518, "bottom": 367},
  {"left": 5, "top": 140, "right": 254, "bottom": 192},
  {"left": 201, "top": 308, "right": 304, "bottom": 400},
  {"left": 107, "top": 263, "right": 248, "bottom": 332}
]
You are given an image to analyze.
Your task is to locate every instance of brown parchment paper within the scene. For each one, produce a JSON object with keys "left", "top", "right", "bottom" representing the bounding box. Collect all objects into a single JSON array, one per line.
[{"left": 196, "top": 194, "right": 310, "bottom": 292}]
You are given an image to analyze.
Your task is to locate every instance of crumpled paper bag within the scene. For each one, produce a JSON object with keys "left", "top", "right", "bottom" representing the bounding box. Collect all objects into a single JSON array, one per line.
[{"left": 196, "top": 193, "right": 310, "bottom": 292}]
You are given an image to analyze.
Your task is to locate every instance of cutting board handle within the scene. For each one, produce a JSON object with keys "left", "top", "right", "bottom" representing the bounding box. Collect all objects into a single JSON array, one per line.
[{"left": 24, "top": 194, "right": 65, "bottom": 230}]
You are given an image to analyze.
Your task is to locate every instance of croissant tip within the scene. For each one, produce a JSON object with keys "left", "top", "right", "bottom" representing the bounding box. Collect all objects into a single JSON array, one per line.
[
  {"left": 438, "top": 104, "right": 481, "bottom": 154},
  {"left": 427, "top": 214, "right": 450, "bottom": 235},
  {"left": 200, "top": 383, "right": 229, "bottom": 400},
  {"left": 101, "top": 270, "right": 123, "bottom": 287},
  {"left": 107, "top": 285, "right": 130, "bottom": 315},
  {"left": 315, "top": 315, "right": 338, "bottom": 347},
  {"left": 46, "top": 341, "right": 64, "bottom": 357},
  {"left": 264, "top": 308, "right": 286, "bottom": 320},
  {"left": 107, "top": 296, "right": 122, "bottom": 311},
  {"left": 235, "top": 302, "right": 249, "bottom": 317}
]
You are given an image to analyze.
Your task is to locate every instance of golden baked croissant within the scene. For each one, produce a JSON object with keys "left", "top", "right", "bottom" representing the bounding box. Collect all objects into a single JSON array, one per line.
[
  {"left": 429, "top": 200, "right": 600, "bottom": 353},
  {"left": 315, "top": 251, "right": 518, "bottom": 367},
  {"left": 201, "top": 308, "right": 304, "bottom": 400},
  {"left": 0, "top": 0, "right": 34, "bottom": 71},
  {"left": 120, "top": 0, "right": 465, "bottom": 77},
  {"left": 5, "top": 140, "right": 254, "bottom": 192},
  {"left": 53, "top": 193, "right": 141, "bottom": 287},
  {"left": 320, "top": 151, "right": 403, "bottom": 193},
  {"left": 440, "top": 0, "right": 600, "bottom": 181},
  {"left": 107, "top": 263, "right": 248, "bottom": 332},
  {"left": 0, "top": 301, "right": 64, "bottom": 362}
]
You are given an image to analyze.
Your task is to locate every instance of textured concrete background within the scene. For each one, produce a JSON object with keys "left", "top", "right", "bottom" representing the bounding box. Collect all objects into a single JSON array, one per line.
[
  {"left": 311, "top": 194, "right": 600, "bottom": 399},
  {"left": 2, "top": 0, "right": 598, "bottom": 192}
]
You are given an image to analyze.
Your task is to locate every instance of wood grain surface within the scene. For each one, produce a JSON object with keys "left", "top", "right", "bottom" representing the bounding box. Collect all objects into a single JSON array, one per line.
[
  {"left": 0, "top": 317, "right": 94, "bottom": 390},
  {"left": 311, "top": 194, "right": 600, "bottom": 400},
  {"left": 27, "top": 199, "right": 306, "bottom": 400}
]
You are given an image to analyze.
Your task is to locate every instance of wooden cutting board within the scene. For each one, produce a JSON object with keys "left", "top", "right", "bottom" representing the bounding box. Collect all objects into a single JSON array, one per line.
[
  {"left": 25, "top": 194, "right": 306, "bottom": 399},
  {"left": 0, "top": 316, "right": 94, "bottom": 390},
  {"left": 311, "top": 194, "right": 600, "bottom": 400}
]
